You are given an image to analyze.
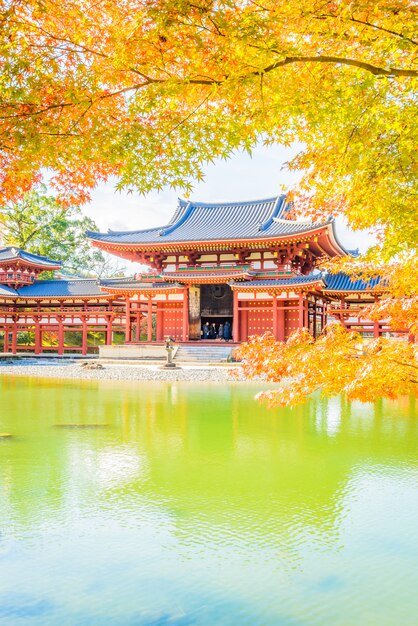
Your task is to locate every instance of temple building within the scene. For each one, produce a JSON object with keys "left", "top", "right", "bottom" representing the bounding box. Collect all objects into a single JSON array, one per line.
[
  {"left": 0, "top": 247, "right": 125, "bottom": 354},
  {"left": 87, "top": 196, "right": 395, "bottom": 349},
  {"left": 0, "top": 196, "right": 401, "bottom": 355}
]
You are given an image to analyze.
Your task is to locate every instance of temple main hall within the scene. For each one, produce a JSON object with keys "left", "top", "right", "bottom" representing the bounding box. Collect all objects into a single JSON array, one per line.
[
  {"left": 86, "top": 195, "right": 392, "bottom": 348},
  {"left": 0, "top": 195, "right": 398, "bottom": 355}
]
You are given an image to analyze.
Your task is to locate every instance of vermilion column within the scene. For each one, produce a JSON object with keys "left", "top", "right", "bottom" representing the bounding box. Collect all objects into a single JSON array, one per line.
[
  {"left": 34, "top": 316, "right": 41, "bottom": 354},
  {"left": 11, "top": 319, "right": 18, "bottom": 354},
  {"left": 106, "top": 316, "right": 113, "bottom": 345},
  {"left": 272, "top": 295, "right": 278, "bottom": 340},
  {"left": 182, "top": 288, "right": 189, "bottom": 342},
  {"left": 4, "top": 327, "right": 9, "bottom": 352},
  {"left": 322, "top": 302, "right": 327, "bottom": 331},
  {"left": 156, "top": 308, "right": 164, "bottom": 341},
  {"left": 373, "top": 296, "right": 380, "bottom": 338},
  {"left": 57, "top": 316, "right": 64, "bottom": 355},
  {"left": 136, "top": 307, "right": 141, "bottom": 341},
  {"left": 125, "top": 296, "right": 131, "bottom": 343},
  {"left": 241, "top": 309, "right": 248, "bottom": 342},
  {"left": 278, "top": 304, "right": 285, "bottom": 341},
  {"left": 147, "top": 297, "right": 153, "bottom": 342},
  {"left": 298, "top": 294, "right": 305, "bottom": 329},
  {"left": 81, "top": 318, "right": 88, "bottom": 355},
  {"left": 233, "top": 289, "right": 239, "bottom": 342}
]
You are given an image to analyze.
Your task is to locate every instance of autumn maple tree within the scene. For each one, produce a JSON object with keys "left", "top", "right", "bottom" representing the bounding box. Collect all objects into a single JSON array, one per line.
[
  {"left": 0, "top": 1, "right": 416, "bottom": 247},
  {"left": 236, "top": 326, "right": 418, "bottom": 407},
  {"left": 1, "top": 0, "right": 417, "bottom": 402}
]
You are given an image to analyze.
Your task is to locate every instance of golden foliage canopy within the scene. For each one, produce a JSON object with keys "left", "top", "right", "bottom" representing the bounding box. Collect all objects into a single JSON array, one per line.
[
  {"left": 236, "top": 325, "right": 418, "bottom": 408},
  {"left": 0, "top": 0, "right": 416, "bottom": 259}
]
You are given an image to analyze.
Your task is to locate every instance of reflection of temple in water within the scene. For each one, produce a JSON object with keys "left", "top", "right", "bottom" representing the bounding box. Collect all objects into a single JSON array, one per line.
[{"left": 1, "top": 378, "right": 416, "bottom": 558}]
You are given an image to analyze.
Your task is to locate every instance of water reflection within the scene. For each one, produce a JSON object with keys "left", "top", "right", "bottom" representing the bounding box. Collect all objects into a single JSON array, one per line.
[{"left": 0, "top": 376, "right": 417, "bottom": 626}]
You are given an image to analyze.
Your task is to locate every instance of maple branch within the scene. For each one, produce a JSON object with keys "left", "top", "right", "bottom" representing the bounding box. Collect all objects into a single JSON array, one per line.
[
  {"left": 262, "top": 54, "right": 418, "bottom": 78},
  {"left": 1, "top": 52, "right": 415, "bottom": 123},
  {"left": 348, "top": 16, "right": 418, "bottom": 47}
]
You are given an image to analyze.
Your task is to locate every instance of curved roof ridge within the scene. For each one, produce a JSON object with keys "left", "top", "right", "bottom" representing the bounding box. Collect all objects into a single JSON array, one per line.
[
  {"left": 181, "top": 195, "right": 280, "bottom": 209},
  {"left": 328, "top": 221, "right": 355, "bottom": 257},
  {"left": 258, "top": 195, "right": 287, "bottom": 231},
  {"left": 86, "top": 194, "right": 348, "bottom": 245},
  {"left": 86, "top": 225, "right": 164, "bottom": 239},
  {"left": 0, "top": 246, "right": 62, "bottom": 267},
  {"left": 160, "top": 201, "right": 193, "bottom": 236}
]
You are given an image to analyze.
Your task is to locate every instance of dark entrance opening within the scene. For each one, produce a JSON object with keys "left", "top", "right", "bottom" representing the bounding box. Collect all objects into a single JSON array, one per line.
[{"left": 200, "top": 284, "right": 233, "bottom": 340}]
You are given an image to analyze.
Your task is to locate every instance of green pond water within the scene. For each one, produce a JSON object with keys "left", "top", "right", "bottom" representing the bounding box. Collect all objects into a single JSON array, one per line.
[{"left": 0, "top": 375, "right": 417, "bottom": 626}]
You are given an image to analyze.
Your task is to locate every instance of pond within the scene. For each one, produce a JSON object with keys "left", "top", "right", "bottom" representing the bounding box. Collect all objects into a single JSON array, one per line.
[{"left": 0, "top": 376, "right": 417, "bottom": 626}]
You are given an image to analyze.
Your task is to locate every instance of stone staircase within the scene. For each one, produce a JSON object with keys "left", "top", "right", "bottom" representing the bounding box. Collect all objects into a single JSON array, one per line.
[{"left": 174, "top": 343, "right": 234, "bottom": 363}]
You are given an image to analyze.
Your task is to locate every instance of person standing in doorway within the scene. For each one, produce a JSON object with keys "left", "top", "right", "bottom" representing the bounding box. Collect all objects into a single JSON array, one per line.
[
  {"left": 223, "top": 320, "right": 231, "bottom": 342},
  {"left": 218, "top": 322, "right": 224, "bottom": 341}
]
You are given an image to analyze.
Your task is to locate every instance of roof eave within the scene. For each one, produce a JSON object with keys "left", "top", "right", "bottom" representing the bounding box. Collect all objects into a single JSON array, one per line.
[{"left": 87, "top": 224, "right": 336, "bottom": 252}]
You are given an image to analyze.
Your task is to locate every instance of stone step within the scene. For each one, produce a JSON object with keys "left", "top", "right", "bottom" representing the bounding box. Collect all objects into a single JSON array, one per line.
[{"left": 175, "top": 345, "right": 233, "bottom": 362}]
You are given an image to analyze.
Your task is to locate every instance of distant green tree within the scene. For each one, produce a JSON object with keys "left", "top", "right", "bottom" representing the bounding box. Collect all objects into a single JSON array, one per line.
[{"left": 0, "top": 185, "right": 125, "bottom": 278}]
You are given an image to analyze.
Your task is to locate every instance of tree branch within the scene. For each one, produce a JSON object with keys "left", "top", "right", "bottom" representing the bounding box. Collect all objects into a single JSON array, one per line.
[
  {"left": 1, "top": 53, "right": 416, "bottom": 122},
  {"left": 264, "top": 54, "right": 418, "bottom": 77},
  {"left": 348, "top": 16, "right": 418, "bottom": 47}
]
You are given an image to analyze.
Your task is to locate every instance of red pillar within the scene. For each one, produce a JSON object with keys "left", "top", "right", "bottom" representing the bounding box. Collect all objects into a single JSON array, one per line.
[
  {"left": 278, "top": 305, "right": 285, "bottom": 341},
  {"left": 4, "top": 327, "right": 9, "bottom": 353},
  {"left": 136, "top": 307, "right": 141, "bottom": 341},
  {"left": 272, "top": 295, "right": 278, "bottom": 340},
  {"left": 322, "top": 301, "right": 327, "bottom": 331},
  {"left": 373, "top": 296, "right": 380, "bottom": 338},
  {"left": 147, "top": 297, "right": 153, "bottom": 342},
  {"left": 298, "top": 294, "right": 305, "bottom": 329},
  {"left": 241, "top": 310, "right": 248, "bottom": 342},
  {"left": 106, "top": 316, "right": 113, "bottom": 345},
  {"left": 81, "top": 318, "right": 88, "bottom": 355},
  {"left": 34, "top": 316, "right": 42, "bottom": 354},
  {"left": 233, "top": 289, "right": 239, "bottom": 342},
  {"left": 11, "top": 320, "right": 17, "bottom": 354},
  {"left": 125, "top": 297, "right": 131, "bottom": 343},
  {"left": 156, "top": 308, "right": 164, "bottom": 341},
  {"left": 182, "top": 288, "right": 189, "bottom": 342},
  {"left": 57, "top": 317, "right": 64, "bottom": 355}
]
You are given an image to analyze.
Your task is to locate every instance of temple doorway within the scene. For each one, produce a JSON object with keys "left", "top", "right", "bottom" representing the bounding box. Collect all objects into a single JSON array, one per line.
[
  {"left": 200, "top": 316, "right": 233, "bottom": 341},
  {"left": 187, "top": 284, "right": 234, "bottom": 340},
  {"left": 200, "top": 284, "right": 233, "bottom": 340}
]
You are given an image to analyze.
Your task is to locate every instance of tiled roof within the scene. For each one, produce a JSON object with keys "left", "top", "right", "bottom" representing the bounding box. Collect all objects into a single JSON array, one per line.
[
  {"left": 162, "top": 266, "right": 253, "bottom": 281},
  {"left": 86, "top": 196, "right": 330, "bottom": 245},
  {"left": 324, "top": 272, "right": 382, "bottom": 292},
  {"left": 231, "top": 275, "right": 325, "bottom": 288},
  {"left": 0, "top": 284, "right": 18, "bottom": 296},
  {"left": 0, "top": 247, "right": 62, "bottom": 268},
  {"left": 100, "top": 278, "right": 183, "bottom": 291},
  {"left": 17, "top": 279, "right": 108, "bottom": 298}
]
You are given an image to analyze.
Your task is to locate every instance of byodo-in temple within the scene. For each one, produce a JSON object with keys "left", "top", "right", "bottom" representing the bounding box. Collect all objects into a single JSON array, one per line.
[{"left": 0, "top": 196, "right": 404, "bottom": 356}]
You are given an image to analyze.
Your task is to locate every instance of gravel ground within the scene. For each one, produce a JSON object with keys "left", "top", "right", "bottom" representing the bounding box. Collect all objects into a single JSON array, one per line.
[{"left": 0, "top": 360, "right": 245, "bottom": 382}]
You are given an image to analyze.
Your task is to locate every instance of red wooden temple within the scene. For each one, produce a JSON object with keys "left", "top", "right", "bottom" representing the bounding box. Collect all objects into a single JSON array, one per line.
[
  {"left": 87, "top": 196, "right": 394, "bottom": 346},
  {"left": 0, "top": 247, "right": 125, "bottom": 354},
  {"left": 0, "top": 196, "right": 400, "bottom": 355}
]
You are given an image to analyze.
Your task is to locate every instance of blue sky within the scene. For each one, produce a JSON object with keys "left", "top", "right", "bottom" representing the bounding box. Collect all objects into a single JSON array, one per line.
[{"left": 84, "top": 143, "right": 375, "bottom": 260}]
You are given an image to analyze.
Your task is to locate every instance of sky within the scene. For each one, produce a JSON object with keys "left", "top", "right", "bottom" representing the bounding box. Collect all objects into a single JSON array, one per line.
[{"left": 83, "top": 143, "right": 375, "bottom": 272}]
